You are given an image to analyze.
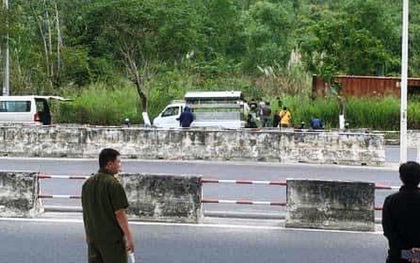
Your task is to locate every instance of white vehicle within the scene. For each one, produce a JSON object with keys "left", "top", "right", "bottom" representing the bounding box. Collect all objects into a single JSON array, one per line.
[
  {"left": 153, "top": 91, "right": 246, "bottom": 128},
  {"left": 0, "top": 95, "right": 70, "bottom": 125}
]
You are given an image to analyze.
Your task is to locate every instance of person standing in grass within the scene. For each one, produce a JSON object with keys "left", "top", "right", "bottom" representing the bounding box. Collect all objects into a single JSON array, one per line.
[
  {"left": 82, "top": 148, "right": 135, "bottom": 263},
  {"left": 279, "top": 106, "right": 292, "bottom": 128}
]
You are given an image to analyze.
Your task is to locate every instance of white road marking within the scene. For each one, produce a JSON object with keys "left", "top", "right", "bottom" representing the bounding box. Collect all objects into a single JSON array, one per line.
[{"left": 0, "top": 217, "right": 383, "bottom": 234}]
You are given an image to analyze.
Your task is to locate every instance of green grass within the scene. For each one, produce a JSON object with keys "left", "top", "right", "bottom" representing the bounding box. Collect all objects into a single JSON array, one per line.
[
  {"left": 56, "top": 83, "right": 142, "bottom": 126},
  {"left": 273, "top": 95, "right": 420, "bottom": 130},
  {"left": 53, "top": 77, "right": 420, "bottom": 130}
]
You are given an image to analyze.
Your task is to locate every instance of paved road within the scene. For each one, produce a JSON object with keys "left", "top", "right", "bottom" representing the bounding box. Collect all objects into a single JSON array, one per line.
[
  {"left": 0, "top": 148, "right": 404, "bottom": 262},
  {"left": 386, "top": 146, "right": 418, "bottom": 163},
  {"left": 0, "top": 217, "right": 388, "bottom": 263},
  {"left": 0, "top": 154, "right": 403, "bottom": 218}
]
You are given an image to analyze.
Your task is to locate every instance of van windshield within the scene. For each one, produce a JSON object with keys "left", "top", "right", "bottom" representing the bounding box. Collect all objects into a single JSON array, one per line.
[{"left": 0, "top": 101, "right": 31, "bottom": 112}]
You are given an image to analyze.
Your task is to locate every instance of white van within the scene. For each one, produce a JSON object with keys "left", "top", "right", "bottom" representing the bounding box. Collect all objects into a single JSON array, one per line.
[
  {"left": 0, "top": 96, "right": 70, "bottom": 125},
  {"left": 153, "top": 91, "right": 247, "bottom": 128}
]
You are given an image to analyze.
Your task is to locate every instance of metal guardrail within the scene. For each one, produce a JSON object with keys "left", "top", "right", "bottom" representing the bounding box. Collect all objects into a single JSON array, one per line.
[{"left": 37, "top": 173, "right": 400, "bottom": 210}]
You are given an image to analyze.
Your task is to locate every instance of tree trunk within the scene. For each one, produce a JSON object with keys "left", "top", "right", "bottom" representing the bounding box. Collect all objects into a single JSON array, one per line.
[
  {"left": 132, "top": 62, "right": 147, "bottom": 112},
  {"left": 32, "top": 5, "right": 51, "bottom": 91},
  {"left": 135, "top": 81, "right": 147, "bottom": 112},
  {"left": 44, "top": 0, "right": 53, "bottom": 80},
  {"left": 54, "top": 1, "right": 62, "bottom": 87},
  {"left": 120, "top": 47, "right": 148, "bottom": 112}
]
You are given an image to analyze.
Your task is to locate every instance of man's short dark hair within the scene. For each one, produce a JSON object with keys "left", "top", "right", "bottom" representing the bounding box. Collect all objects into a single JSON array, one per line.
[
  {"left": 99, "top": 148, "right": 120, "bottom": 169},
  {"left": 399, "top": 161, "right": 420, "bottom": 186}
]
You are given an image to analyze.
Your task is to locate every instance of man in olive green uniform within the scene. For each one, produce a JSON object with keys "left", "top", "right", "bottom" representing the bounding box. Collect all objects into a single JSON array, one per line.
[{"left": 82, "top": 148, "right": 134, "bottom": 263}]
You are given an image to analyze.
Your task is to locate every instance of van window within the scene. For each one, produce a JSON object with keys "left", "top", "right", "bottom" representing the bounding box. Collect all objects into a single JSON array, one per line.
[
  {"left": 0, "top": 101, "right": 31, "bottom": 112},
  {"left": 162, "top": 106, "right": 180, "bottom": 117}
]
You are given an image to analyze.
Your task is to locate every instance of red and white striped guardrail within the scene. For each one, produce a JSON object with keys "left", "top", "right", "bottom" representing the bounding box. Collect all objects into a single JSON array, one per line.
[
  {"left": 203, "top": 179, "right": 400, "bottom": 190},
  {"left": 37, "top": 174, "right": 400, "bottom": 190},
  {"left": 201, "top": 179, "right": 286, "bottom": 206},
  {"left": 202, "top": 199, "right": 286, "bottom": 206},
  {"left": 38, "top": 174, "right": 91, "bottom": 180},
  {"left": 36, "top": 173, "right": 399, "bottom": 210},
  {"left": 37, "top": 174, "right": 88, "bottom": 199},
  {"left": 374, "top": 184, "right": 400, "bottom": 211},
  {"left": 202, "top": 179, "right": 286, "bottom": 186},
  {"left": 374, "top": 184, "right": 400, "bottom": 190},
  {"left": 38, "top": 194, "right": 81, "bottom": 199}
]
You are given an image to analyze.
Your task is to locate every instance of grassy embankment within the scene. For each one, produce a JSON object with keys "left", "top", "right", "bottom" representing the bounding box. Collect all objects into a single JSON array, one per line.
[{"left": 55, "top": 81, "right": 420, "bottom": 131}]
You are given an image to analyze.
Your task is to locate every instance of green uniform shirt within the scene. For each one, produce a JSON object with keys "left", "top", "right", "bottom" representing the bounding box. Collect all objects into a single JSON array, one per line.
[{"left": 82, "top": 170, "right": 129, "bottom": 244}]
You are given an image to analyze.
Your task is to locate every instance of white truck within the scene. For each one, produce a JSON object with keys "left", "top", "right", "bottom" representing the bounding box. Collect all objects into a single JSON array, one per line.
[{"left": 153, "top": 91, "right": 247, "bottom": 128}]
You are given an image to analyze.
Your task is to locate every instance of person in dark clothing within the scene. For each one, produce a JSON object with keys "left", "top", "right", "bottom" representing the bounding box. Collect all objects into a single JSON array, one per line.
[
  {"left": 310, "top": 117, "right": 324, "bottom": 130},
  {"left": 261, "top": 102, "right": 272, "bottom": 128},
  {"left": 272, "top": 110, "right": 280, "bottom": 127},
  {"left": 382, "top": 161, "right": 420, "bottom": 263},
  {"left": 177, "top": 106, "right": 194, "bottom": 127},
  {"left": 82, "top": 148, "right": 134, "bottom": 263},
  {"left": 245, "top": 113, "right": 257, "bottom": 128}
]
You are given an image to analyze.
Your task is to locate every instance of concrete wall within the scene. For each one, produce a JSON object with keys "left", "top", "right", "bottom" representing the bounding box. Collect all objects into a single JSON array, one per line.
[
  {"left": 0, "top": 171, "right": 42, "bottom": 218},
  {"left": 408, "top": 130, "right": 420, "bottom": 148},
  {"left": 285, "top": 179, "right": 375, "bottom": 231},
  {"left": 0, "top": 125, "right": 385, "bottom": 166},
  {"left": 122, "top": 173, "right": 202, "bottom": 223}
]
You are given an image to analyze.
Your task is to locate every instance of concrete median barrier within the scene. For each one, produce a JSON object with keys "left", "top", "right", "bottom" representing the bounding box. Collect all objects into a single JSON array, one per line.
[
  {"left": 0, "top": 171, "right": 43, "bottom": 218},
  {"left": 0, "top": 125, "right": 385, "bottom": 166},
  {"left": 285, "top": 179, "right": 375, "bottom": 231},
  {"left": 122, "top": 173, "right": 202, "bottom": 223}
]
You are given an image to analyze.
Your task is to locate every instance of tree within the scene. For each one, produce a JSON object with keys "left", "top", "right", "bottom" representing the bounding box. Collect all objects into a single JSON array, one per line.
[
  {"left": 239, "top": 1, "right": 294, "bottom": 70},
  {"left": 78, "top": 0, "right": 204, "bottom": 111},
  {"left": 300, "top": 0, "right": 397, "bottom": 76}
]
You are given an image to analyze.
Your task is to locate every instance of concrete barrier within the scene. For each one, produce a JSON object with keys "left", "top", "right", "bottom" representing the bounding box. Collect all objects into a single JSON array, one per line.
[
  {"left": 285, "top": 179, "right": 375, "bottom": 231},
  {"left": 408, "top": 130, "right": 420, "bottom": 148},
  {"left": 122, "top": 173, "right": 202, "bottom": 223},
  {"left": 0, "top": 125, "right": 385, "bottom": 166},
  {"left": 0, "top": 171, "right": 42, "bottom": 218}
]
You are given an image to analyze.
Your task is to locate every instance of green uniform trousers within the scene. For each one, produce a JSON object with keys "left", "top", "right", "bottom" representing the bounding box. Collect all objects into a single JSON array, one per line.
[{"left": 88, "top": 240, "right": 127, "bottom": 263}]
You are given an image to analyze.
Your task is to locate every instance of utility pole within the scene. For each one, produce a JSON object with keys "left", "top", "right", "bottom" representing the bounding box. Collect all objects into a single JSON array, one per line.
[
  {"left": 2, "top": 0, "right": 9, "bottom": 96},
  {"left": 400, "top": 0, "right": 409, "bottom": 163}
]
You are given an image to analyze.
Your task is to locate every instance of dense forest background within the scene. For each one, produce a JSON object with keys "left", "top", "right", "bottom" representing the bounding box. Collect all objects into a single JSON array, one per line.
[{"left": 1, "top": 0, "right": 420, "bottom": 127}]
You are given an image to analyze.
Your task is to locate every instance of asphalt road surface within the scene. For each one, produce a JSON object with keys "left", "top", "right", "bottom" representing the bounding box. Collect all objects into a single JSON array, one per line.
[
  {"left": 0, "top": 217, "right": 388, "bottom": 263},
  {"left": 0, "top": 146, "right": 407, "bottom": 262},
  {"left": 0, "top": 147, "right": 409, "bottom": 218}
]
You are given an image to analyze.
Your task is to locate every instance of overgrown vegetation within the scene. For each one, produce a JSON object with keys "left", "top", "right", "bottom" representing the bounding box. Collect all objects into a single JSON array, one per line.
[
  {"left": 1, "top": 0, "right": 420, "bottom": 129},
  {"left": 56, "top": 81, "right": 420, "bottom": 131}
]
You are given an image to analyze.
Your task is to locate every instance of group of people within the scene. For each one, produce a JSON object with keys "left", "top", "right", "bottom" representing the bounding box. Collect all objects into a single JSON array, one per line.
[
  {"left": 246, "top": 103, "right": 324, "bottom": 131},
  {"left": 176, "top": 97, "right": 326, "bottom": 130},
  {"left": 245, "top": 101, "right": 293, "bottom": 129}
]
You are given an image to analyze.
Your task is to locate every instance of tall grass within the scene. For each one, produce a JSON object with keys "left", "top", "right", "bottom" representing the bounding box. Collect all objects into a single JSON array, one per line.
[
  {"left": 284, "top": 96, "right": 340, "bottom": 128},
  {"left": 56, "top": 83, "right": 142, "bottom": 126},
  {"left": 53, "top": 72, "right": 420, "bottom": 130},
  {"left": 278, "top": 95, "right": 420, "bottom": 130},
  {"left": 346, "top": 97, "right": 400, "bottom": 130}
]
